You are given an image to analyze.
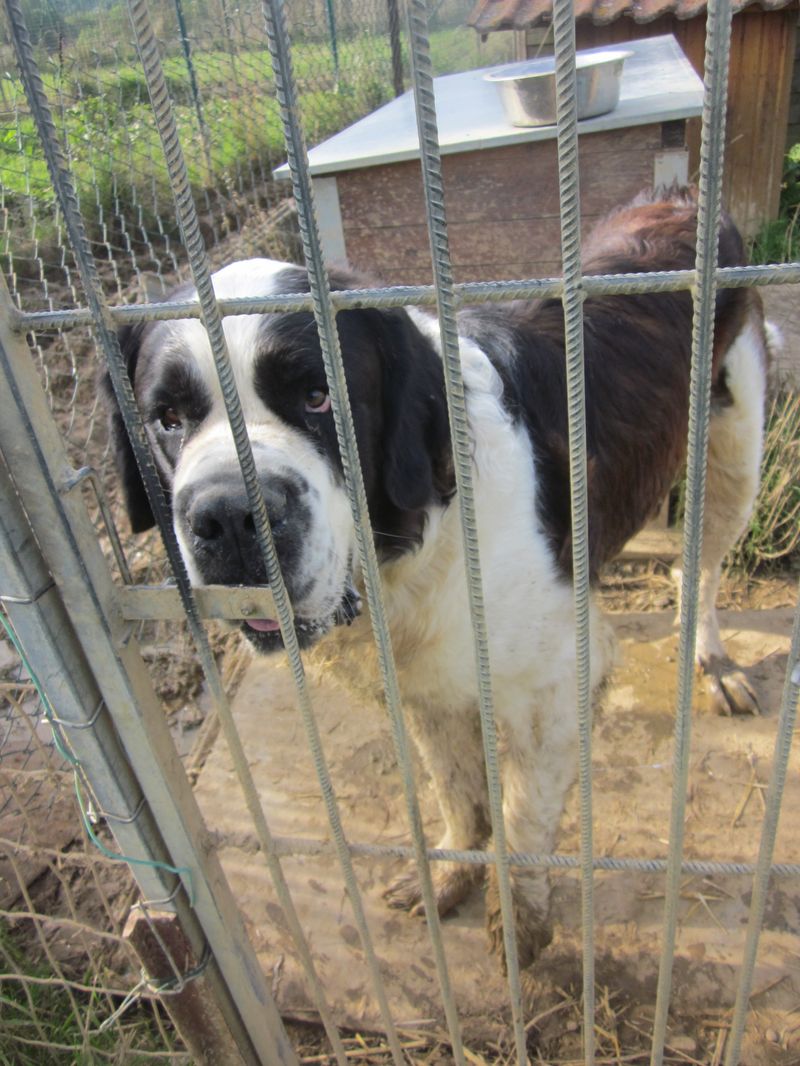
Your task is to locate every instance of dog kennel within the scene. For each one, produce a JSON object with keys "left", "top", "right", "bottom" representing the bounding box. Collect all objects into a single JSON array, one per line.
[{"left": 276, "top": 34, "right": 702, "bottom": 284}]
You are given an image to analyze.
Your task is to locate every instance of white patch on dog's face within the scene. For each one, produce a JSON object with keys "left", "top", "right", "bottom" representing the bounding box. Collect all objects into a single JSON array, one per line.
[
  {"left": 172, "top": 418, "right": 355, "bottom": 624},
  {"left": 138, "top": 260, "right": 359, "bottom": 650}
]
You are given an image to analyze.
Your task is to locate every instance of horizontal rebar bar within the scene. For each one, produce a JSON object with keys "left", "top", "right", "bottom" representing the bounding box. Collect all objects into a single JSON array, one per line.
[
  {"left": 206, "top": 831, "right": 800, "bottom": 879},
  {"left": 13, "top": 262, "right": 800, "bottom": 333}
]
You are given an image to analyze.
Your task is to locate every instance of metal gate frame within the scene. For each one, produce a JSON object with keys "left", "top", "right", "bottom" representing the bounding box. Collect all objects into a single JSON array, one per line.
[{"left": 1, "top": 0, "right": 799, "bottom": 1063}]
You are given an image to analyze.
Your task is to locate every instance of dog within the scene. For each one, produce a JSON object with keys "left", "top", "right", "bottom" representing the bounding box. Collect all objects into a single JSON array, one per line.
[{"left": 103, "top": 188, "right": 769, "bottom": 968}]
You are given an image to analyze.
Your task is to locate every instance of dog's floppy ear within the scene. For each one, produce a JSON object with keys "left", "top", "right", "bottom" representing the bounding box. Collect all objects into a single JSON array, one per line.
[
  {"left": 374, "top": 309, "right": 453, "bottom": 513},
  {"left": 99, "top": 322, "right": 156, "bottom": 533}
]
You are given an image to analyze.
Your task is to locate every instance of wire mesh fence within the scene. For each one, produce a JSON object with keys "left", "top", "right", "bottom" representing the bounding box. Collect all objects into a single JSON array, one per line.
[
  {"left": 1, "top": 0, "right": 513, "bottom": 307},
  {"left": 0, "top": 0, "right": 514, "bottom": 516},
  {"left": 1, "top": 0, "right": 799, "bottom": 1063},
  {"left": 0, "top": 626, "right": 190, "bottom": 1063}
]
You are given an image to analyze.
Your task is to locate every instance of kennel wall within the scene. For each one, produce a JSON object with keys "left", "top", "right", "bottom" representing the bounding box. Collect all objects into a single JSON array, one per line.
[{"left": 1, "top": 0, "right": 799, "bottom": 1064}]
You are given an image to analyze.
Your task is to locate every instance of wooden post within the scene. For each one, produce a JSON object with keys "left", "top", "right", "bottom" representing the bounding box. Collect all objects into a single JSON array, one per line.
[
  {"left": 123, "top": 909, "right": 250, "bottom": 1066},
  {"left": 386, "top": 0, "right": 404, "bottom": 97}
]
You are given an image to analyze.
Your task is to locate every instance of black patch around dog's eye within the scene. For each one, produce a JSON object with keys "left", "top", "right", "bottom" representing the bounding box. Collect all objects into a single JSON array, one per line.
[
  {"left": 253, "top": 323, "right": 331, "bottom": 418},
  {"left": 145, "top": 360, "right": 212, "bottom": 428}
]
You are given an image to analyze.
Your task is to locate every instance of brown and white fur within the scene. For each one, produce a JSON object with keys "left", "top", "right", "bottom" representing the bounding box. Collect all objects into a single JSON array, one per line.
[{"left": 103, "top": 188, "right": 770, "bottom": 967}]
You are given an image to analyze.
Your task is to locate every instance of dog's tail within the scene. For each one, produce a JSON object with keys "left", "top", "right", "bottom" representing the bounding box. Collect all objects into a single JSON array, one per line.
[
  {"left": 582, "top": 185, "right": 752, "bottom": 384},
  {"left": 583, "top": 184, "right": 746, "bottom": 273}
]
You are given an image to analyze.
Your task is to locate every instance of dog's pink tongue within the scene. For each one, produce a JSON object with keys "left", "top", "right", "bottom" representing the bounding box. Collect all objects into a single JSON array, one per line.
[{"left": 246, "top": 618, "right": 281, "bottom": 633}]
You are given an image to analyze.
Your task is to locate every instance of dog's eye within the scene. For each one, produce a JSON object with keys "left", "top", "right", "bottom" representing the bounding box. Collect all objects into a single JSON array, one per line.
[
  {"left": 159, "top": 407, "right": 183, "bottom": 431},
  {"left": 304, "top": 387, "right": 331, "bottom": 414}
]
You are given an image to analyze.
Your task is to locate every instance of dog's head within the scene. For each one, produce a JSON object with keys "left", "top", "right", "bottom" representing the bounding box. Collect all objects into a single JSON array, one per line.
[{"left": 102, "top": 259, "right": 453, "bottom": 651}]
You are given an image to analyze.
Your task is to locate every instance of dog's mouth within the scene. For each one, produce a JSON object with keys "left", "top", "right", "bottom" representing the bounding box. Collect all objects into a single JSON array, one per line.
[{"left": 241, "top": 580, "right": 362, "bottom": 654}]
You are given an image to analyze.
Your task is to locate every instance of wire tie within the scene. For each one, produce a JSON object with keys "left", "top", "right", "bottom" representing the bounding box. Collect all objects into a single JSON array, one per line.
[
  {"left": 59, "top": 465, "right": 97, "bottom": 494},
  {"left": 97, "top": 792, "right": 147, "bottom": 826},
  {"left": 154, "top": 942, "right": 213, "bottom": 996},
  {"left": 49, "top": 695, "right": 105, "bottom": 730},
  {"left": 97, "top": 973, "right": 151, "bottom": 1034},
  {"left": 75, "top": 776, "right": 196, "bottom": 905},
  {"left": 137, "top": 874, "right": 186, "bottom": 910},
  {"left": 791, "top": 659, "right": 800, "bottom": 686},
  {"left": 0, "top": 578, "right": 55, "bottom": 606}
]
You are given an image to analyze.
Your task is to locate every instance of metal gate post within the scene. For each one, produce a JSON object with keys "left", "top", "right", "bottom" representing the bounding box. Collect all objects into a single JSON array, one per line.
[
  {"left": 0, "top": 276, "right": 297, "bottom": 1066},
  {"left": 0, "top": 456, "right": 250, "bottom": 1065},
  {"left": 0, "top": 455, "right": 175, "bottom": 909}
]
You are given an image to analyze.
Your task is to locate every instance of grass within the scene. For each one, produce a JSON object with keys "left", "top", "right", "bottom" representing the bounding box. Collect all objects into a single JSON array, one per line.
[
  {"left": 728, "top": 386, "right": 800, "bottom": 575},
  {"left": 0, "top": 24, "right": 513, "bottom": 270},
  {"left": 738, "top": 141, "right": 800, "bottom": 575},
  {"left": 0, "top": 925, "right": 179, "bottom": 1065}
]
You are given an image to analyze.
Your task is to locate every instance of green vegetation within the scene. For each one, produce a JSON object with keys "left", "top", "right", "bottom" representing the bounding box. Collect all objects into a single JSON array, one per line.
[
  {"left": 729, "top": 387, "right": 800, "bottom": 574},
  {"left": 749, "top": 143, "right": 800, "bottom": 265},
  {"left": 0, "top": 925, "right": 175, "bottom": 1065},
  {"left": 741, "top": 143, "right": 800, "bottom": 575}
]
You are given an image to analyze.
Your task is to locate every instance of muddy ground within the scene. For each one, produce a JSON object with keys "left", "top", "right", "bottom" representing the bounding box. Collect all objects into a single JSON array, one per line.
[{"left": 193, "top": 567, "right": 799, "bottom": 1065}]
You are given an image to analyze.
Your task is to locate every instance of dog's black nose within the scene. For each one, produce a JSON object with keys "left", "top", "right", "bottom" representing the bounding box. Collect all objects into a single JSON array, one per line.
[{"left": 186, "top": 480, "right": 288, "bottom": 549}]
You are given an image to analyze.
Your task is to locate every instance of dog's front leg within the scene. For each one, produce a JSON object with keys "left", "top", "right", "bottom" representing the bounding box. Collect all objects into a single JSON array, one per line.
[
  {"left": 486, "top": 690, "right": 579, "bottom": 970},
  {"left": 384, "top": 702, "right": 490, "bottom": 917}
]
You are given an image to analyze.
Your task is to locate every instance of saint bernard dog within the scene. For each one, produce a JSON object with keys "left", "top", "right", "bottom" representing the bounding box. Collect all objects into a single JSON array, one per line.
[{"left": 104, "top": 188, "right": 770, "bottom": 968}]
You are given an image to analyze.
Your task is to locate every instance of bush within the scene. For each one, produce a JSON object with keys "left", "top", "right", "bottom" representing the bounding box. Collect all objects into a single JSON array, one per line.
[{"left": 749, "top": 144, "right": 800, "bottom": 264}]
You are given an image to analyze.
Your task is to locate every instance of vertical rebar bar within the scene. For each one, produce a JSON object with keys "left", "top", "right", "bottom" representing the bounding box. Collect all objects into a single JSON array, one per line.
[
  {"left": 550, "top": 3, "right": 595, "bottom": 1061},
  {"left": 324, "top": 0, "right": 340, "bottom": 87},
  {"left": 403, "top": 1, "right": 527, "bottom": 1061},
  {"left": 386, "top": 0, "right": 404, "bottom": 97},
  {"left": 259, "top": 1, "right": 467, "bottom": 1061},
  {"left": 172, "top": 0, "right": 213, "bottom": 182},
  {"left": 650, "top": 1, "right": 732, "bottom": 1061}
]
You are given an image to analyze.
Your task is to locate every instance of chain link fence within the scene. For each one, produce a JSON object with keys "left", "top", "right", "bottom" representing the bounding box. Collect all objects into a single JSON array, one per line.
[
  {"left": 0, "top": 2, "right": 514, "bottom": 1059},
  {"left": 0, "top": 629, "right": 190, "bottom": 1064}
]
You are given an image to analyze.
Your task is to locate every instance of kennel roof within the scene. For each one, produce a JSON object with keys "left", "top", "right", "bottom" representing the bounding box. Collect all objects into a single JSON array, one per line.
[{"left": 467, "top": 0, "right": 797, "bottom": 33}]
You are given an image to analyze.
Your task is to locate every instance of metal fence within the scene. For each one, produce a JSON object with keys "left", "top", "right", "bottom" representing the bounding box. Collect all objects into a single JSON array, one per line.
[
  {"left": 0, "top": 609, "right": 188, "bottom": 1063},
  {"left": 0, "top": 0, "right": 799, "bottom": 1063}
]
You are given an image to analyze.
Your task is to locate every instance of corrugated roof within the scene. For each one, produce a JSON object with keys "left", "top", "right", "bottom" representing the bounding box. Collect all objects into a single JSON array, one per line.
[{"left": 467, "top": 0, "right": 797, "bottom": 32}]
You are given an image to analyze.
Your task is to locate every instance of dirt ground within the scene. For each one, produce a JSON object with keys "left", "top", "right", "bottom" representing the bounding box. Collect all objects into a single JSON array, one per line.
[{"left": 193, "top": 568, "right": 799, "bottom": 1065}]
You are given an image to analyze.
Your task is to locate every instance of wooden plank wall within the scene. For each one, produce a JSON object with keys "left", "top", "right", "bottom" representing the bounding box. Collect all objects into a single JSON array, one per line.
[
  {"left": 789, "top": 26, "right": 800, "bottom": 146},
  {"left": 336, "top": 124, "right": 664, "bottom": 285},
  {"left": 565, "top": 7, "right": 798, "bottom": 238}
]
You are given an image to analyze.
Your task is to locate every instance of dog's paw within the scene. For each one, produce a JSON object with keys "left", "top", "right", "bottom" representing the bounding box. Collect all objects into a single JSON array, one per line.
[
  {"left": 698, "top": 654, "right": 760, "bottom": 717},
  {"left": 383, "top": 862, "right": 479, "bottom": 918},
  {"left": 485, "top": 869, "right": 553, "bottom": 972}
]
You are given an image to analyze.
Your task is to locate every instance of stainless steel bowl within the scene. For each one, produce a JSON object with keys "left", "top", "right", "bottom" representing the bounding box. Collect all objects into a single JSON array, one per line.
[{"left": 485, "top": 48, "right": 632, "bottom": 128}]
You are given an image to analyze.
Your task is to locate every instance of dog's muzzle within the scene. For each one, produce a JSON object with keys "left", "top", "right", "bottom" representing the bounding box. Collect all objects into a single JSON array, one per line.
[{"left": 176, "top": 471, "right": 361, "bottom": 652}]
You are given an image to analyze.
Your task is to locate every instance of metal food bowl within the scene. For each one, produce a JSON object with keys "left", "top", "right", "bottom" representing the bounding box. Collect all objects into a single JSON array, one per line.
[{"left": 485, "top": 48, "right": 632, "bottom": 128}]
